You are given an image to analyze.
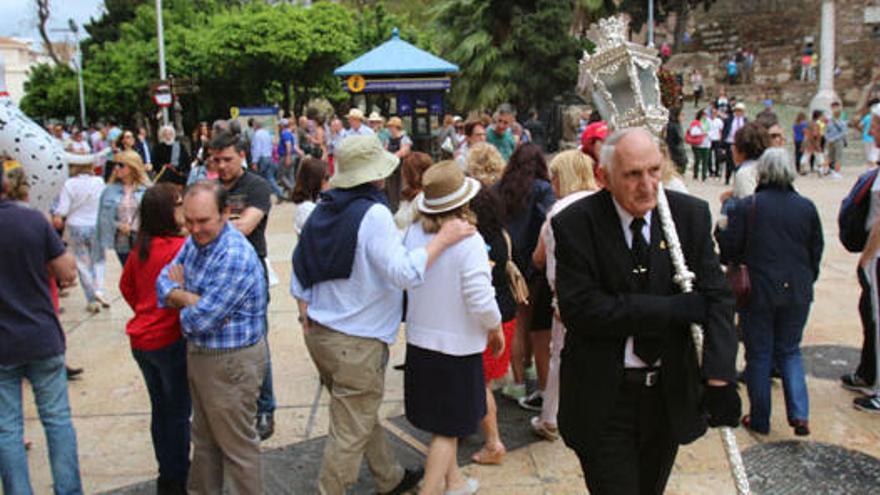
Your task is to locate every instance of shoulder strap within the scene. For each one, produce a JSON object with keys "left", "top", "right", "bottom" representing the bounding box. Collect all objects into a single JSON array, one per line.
[{"left": 502, "top": 229, "right": 513, "bottom": 258}]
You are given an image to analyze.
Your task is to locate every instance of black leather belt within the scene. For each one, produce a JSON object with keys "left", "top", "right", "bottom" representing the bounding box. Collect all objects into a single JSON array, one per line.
[{"left": 622, "top": 368, "right": 660, "bottom": 387}]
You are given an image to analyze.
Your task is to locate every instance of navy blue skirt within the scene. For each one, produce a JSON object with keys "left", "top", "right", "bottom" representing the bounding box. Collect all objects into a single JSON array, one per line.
[{"left": 404, "top": 343, "right": 487, "bottom": 437}]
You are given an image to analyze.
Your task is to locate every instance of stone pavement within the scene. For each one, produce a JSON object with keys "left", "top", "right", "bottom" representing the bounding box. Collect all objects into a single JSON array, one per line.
[{"left": 19, "top": 144, "right": 880, "bottom": 494}]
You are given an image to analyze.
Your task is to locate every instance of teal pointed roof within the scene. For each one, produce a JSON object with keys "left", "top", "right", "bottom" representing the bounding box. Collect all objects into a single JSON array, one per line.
[{"left": 334, "top": 28, "right": 459, "bottom": 77}]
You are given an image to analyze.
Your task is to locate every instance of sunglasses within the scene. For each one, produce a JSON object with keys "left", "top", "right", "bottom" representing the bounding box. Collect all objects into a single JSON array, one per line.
[{"left": 114, "top": 162, "right": 127, "bottom": 168}]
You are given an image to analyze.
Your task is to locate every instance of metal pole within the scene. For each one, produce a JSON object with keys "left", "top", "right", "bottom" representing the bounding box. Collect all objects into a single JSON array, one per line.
[
  {"left": 74, "top": 31, "right": 86, "bottom": 126},
  {"left": 66, "top": 19, "right": 87, "bottom": 126},
  {"left": 155, "top": 0, "right": 169, "bottom": 126},
  {"left": 647, "top": 0, "right": 655, "bottom": 48}
]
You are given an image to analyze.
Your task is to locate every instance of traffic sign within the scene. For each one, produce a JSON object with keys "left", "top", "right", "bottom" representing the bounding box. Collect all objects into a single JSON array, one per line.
[{"left": 153, "top": 83, "right": 173, "bottom": 108}]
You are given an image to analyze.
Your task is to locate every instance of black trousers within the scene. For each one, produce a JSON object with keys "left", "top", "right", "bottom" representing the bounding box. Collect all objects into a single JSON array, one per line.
[
  {"left": 857, "top": 266, "right": 878, "bottom": 384},
  {"left": 575, "top": 377, "right": 678, "bottom": 495},
  {"left": 723, "top": 142, "right": 735, "bottom": 185}
]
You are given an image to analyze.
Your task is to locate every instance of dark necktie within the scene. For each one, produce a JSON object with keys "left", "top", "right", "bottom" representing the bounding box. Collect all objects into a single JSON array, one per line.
[{"left": 630, "top": 218, "right": 662, "bottom": 364}]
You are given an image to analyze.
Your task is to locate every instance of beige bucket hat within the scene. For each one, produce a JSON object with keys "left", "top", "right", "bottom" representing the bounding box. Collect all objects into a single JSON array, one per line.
[
  {"left": 329, "top": 135, "right": 399, "bottom": 189},
  {"left": 416, "top": 160, "right": 481, "bottom": 214}
]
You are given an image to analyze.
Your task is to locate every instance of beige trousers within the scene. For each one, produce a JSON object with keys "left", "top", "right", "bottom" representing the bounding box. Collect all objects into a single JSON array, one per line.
[
  {"left": 304, "top": 322, "right": 404, "bottom": 495},
  {"left": 186, "top": 339, "right": 266, "bottom": 495}
]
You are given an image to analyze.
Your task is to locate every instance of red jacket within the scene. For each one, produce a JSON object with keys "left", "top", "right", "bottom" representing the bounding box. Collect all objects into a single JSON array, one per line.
[{"left": 119, "top": 236, "right": 185, "bottom": 351}]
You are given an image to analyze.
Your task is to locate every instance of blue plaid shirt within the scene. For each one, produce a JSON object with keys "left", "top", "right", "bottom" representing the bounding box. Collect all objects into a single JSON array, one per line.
[{"left": 157, "top": 223, "right": 267, "bottom": 349}]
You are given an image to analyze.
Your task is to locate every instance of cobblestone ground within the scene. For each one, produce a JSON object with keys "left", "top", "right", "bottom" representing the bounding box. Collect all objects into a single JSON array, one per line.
[{"left": 20, "top": 106, "right": 880, "bottom": 494}]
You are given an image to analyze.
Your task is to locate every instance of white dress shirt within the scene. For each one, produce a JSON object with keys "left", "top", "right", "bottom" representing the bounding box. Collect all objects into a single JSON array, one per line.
[
  {"left": 290, "top": 204, "right": 428, "bottom": 344},
  {"left": 612, "top": 198, "right": 660, "bottom": 369}
]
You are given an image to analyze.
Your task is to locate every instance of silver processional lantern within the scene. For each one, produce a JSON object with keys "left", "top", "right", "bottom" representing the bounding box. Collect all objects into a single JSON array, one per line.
[{"left": 577, "top": 15, "right": 668, "bottom": 136}]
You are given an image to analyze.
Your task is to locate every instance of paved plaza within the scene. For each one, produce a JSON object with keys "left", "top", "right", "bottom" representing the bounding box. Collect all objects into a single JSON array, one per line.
[{"left": 18, "top": 141, "right": 880, "bottom": 494}]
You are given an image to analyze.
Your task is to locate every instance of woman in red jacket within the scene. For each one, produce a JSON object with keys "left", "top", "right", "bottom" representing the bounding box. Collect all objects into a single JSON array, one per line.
[{"left": 119, "top": 183, "right": 189, "bottom": 495}]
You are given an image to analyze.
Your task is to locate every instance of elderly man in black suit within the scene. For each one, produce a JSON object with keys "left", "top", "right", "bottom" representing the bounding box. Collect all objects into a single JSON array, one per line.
[{"left": 552, "top": 127, "right": 741, "bottom": 494}]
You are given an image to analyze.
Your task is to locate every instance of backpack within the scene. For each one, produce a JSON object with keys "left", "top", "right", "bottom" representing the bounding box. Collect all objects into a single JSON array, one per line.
[
  {"left": 685, "top": 122, "right": 704, "bottom": 146},
  {"left": 838, "top": 168, "right": 879, "bottom": 252}
]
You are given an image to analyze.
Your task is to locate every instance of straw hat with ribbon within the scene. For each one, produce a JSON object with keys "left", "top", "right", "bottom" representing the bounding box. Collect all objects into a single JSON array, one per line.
[
  {"left": 329, "top": 135, "right": 399, "bottom": 189},
  {"left": 416, "top": 160, "right": 481, "bottom": 214},
  {"left": 346, "top": 108, "right": 365, "bottom": 121}
]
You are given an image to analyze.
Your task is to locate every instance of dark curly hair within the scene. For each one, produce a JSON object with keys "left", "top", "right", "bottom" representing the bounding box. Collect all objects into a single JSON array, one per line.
[
  {"left": 469, "top": 188, "right": 504, "bottom": 238},
  {"left": 496, "top": 143, "right": 549, "bottom": 219}
]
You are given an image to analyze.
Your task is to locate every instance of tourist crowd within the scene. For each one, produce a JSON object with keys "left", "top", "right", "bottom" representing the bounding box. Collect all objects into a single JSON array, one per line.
[{"left": 2, "top": 96, "right": 880, "bottom": 495}]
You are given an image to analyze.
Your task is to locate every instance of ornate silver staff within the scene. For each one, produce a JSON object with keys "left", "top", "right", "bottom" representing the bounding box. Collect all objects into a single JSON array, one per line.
[
  {"left": 656, "top": 184, "right": 751, "bottom": 495},
  {"left": 577, "top": 15, "right": 751, "bottom": 494}
]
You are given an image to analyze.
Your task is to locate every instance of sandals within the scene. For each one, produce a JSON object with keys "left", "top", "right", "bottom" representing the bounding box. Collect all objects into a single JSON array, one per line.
[{"left": 471, "top": 444, "right": 505, "bottom": 465}]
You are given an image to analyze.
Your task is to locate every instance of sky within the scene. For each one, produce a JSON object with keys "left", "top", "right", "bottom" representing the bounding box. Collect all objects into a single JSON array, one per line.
[{"left": 0, "top": 0, "right": 105, "bottom": 44}]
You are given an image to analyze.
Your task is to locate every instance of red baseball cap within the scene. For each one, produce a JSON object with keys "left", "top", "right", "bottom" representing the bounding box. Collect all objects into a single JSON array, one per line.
[{"left": 580, "top": 121, "right": 609, "bottom": 158}]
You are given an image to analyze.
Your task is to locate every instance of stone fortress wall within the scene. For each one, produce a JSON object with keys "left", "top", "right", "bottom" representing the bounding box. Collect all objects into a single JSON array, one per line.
[{"left": 664, "top": 0, "right": 880, "bottom": 107}]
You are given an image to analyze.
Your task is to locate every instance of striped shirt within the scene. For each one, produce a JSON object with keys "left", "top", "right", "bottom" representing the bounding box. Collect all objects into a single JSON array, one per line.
[{"left": 157, "top": 223, "right": 267, "bottom": 349}]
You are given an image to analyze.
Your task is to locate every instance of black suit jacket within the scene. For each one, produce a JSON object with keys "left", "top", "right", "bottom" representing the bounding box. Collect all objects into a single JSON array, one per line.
[{"left": 551, "top": 189, "right": 737, "bottom": 453}]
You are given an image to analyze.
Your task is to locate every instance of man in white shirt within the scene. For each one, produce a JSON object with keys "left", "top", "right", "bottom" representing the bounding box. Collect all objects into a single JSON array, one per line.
[
  {"left": 341, "top": 108, "right": 375, "bottom": 140},
  {"left": 708, "top": 107, "right": 725, "bottom": 178},
  {"left": 290, "top": 136, "right": 472, "bottom": 495}
]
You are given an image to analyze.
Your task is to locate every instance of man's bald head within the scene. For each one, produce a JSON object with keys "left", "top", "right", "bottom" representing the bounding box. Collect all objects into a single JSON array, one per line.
[{"left": 600, "top": 127, "right": 663, "bottom": 217}]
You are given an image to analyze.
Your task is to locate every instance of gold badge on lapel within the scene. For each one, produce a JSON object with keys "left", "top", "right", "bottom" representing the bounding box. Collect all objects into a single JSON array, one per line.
[{"left": 660, "top": 240, "right": 667, "bottom": 250}]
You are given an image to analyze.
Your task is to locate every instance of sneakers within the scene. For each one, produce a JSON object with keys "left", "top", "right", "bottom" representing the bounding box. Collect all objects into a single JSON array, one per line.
[
  {"left": 530, "top": 416, "right": 558, "bottom": 441},
  {"left": 840, "top": 373, "right": 874, "bottom": 395},
  {"left": 501, "top": 383, "right": 526, "bottom": 401},
  {"left": 86, "top": 302, "right": 101, "bottom": 314},
  {"left": 854, "top": 395, "right": 880, "bottom": 413},
  {"left": 518, "top": 390, "right": 543, "bottom": 412}
]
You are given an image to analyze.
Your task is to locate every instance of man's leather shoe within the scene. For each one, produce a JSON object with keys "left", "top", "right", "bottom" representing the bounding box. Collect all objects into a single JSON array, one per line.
[
  {"left": 257, "top": 412, "right": 274, "bottom": 441},
  {"left": 378, "top": 467, "right": 424, "bottom": 495}
]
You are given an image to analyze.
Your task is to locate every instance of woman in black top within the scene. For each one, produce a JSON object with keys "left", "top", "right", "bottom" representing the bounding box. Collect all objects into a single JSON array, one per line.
[
  {"left": 467, "top": 143, "right": 517, "bottom": 465},
  {"left": 494, "top": 143, "right": 555, "bottom": 410}
]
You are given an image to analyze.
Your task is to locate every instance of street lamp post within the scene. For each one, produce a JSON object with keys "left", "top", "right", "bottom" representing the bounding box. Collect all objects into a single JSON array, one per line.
[
  {"left": 155, "top": 0, "right": 169, "bottom": 126},
  {"left": 70, "top": 20, "right": 86, "bottom": 127},
  {"left": 52, "top": 20, "right": 87, "bottom": 126},
  {"left": 647, "top": 0, "right": 655, "bottom": 48}
]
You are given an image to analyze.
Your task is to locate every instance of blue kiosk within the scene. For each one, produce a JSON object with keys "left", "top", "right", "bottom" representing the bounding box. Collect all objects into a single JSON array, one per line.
[{"left": 334, "top": 28, "right": 459, "bottom": 156}]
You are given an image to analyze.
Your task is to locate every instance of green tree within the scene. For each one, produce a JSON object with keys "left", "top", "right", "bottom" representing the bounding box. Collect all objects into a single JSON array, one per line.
[
  {"left": 19, "top": 63, "right": 79, "bottom": 120},
  {"left": 433, "top": 0, "right": 594, "bottom": 112}
]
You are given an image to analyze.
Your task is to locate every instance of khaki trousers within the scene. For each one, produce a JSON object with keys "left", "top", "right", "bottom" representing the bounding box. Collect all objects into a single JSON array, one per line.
[
  {"left": 304, "top": 322, "right": 404, "bottom": 495},
  {"left": 186, "top": 339, "right": 266, "bottom": 495}
]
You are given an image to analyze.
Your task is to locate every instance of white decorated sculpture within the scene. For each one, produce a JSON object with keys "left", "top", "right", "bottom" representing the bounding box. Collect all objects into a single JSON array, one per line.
[{"left": 0, "top": 55, "right": 109, "bottom": 212}]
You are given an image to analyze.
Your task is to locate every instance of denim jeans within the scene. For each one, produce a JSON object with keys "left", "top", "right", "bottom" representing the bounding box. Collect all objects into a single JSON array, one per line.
[
  {"left": 0, "top": 353, "right": 82, "bottom": 495},
  {"left": 68, "top": 225, "right": 105, "bottom": 304},
  {"left": 257, "top": 157, "right": 285, "bottom": 200},
  {"left": 131, "top": 339, "right": 191, "bottom": 484},
  {"left": 741, "top": 304, "right": 811, "bottom": 432}
]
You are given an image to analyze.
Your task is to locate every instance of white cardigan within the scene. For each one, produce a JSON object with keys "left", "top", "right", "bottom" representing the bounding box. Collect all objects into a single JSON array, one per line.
[{"left": 403, "top": 222, "right": 501, "bottom": 356}]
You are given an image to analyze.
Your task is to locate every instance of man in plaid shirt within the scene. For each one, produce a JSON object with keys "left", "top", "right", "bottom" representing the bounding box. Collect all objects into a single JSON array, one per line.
[{"left": 157, "top": 181, "right": 267, "bottom": 494}]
